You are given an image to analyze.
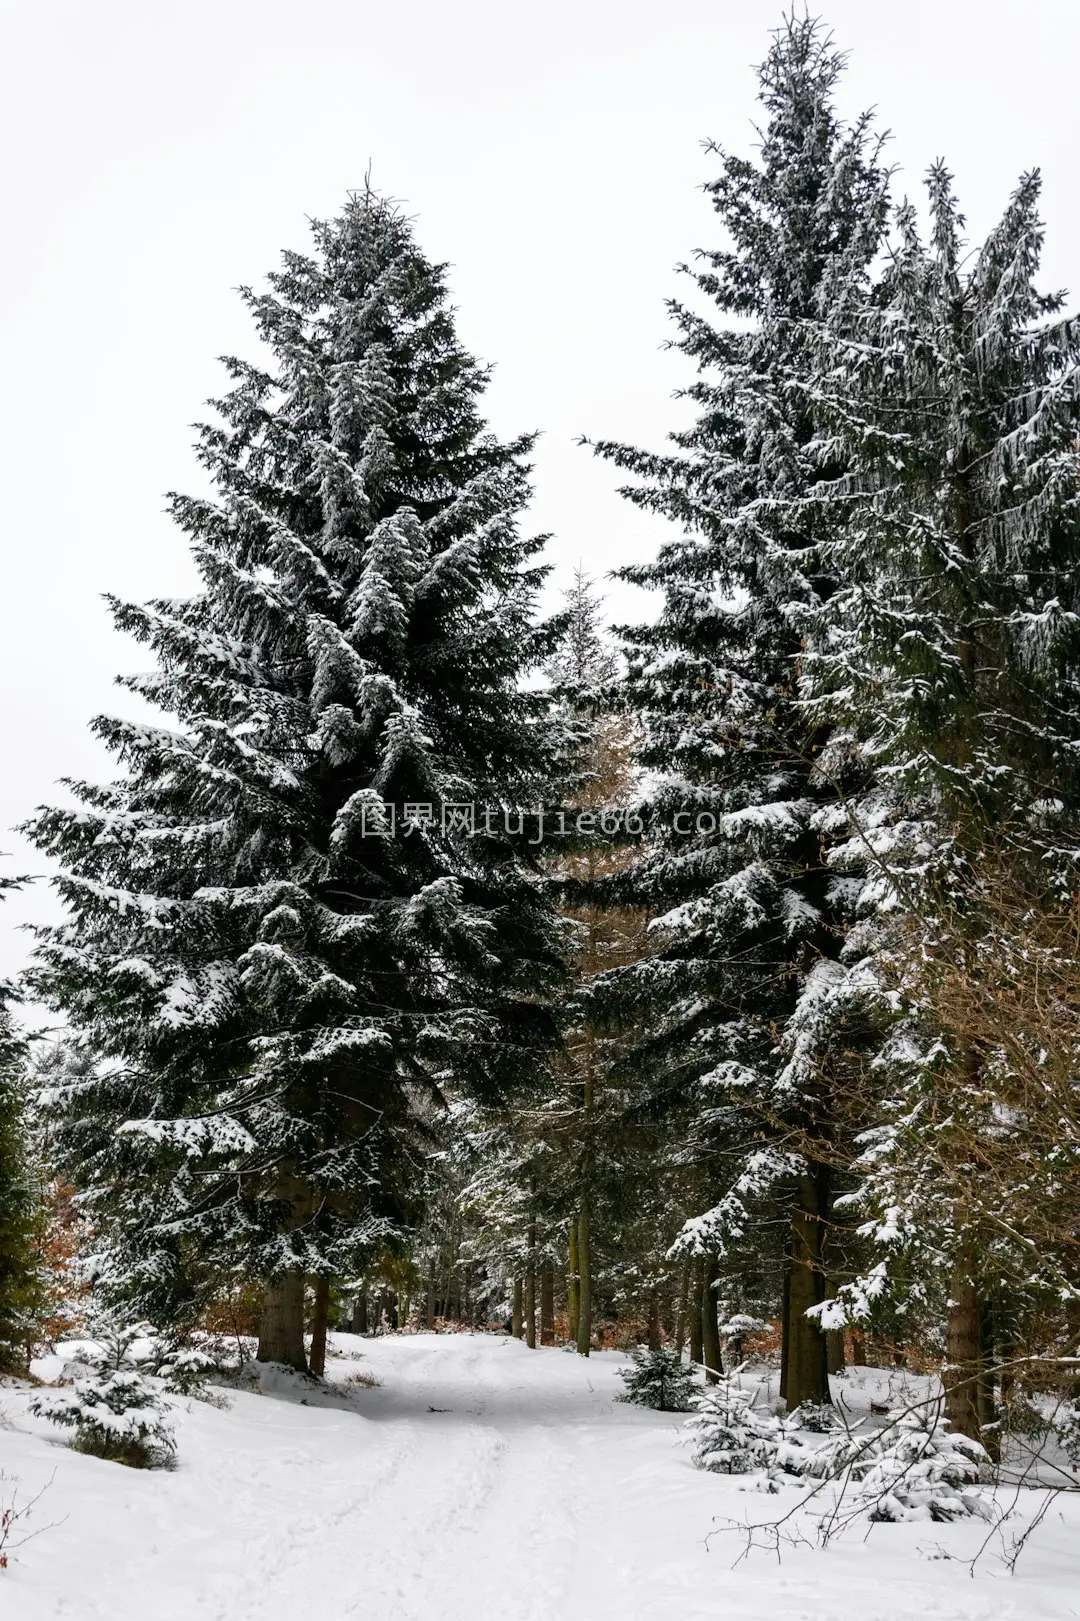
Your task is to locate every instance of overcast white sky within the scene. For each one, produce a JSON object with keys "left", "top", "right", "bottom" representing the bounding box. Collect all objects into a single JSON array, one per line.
[{"left": 2, "top": 0, "right": 1078, "bottom": 988}]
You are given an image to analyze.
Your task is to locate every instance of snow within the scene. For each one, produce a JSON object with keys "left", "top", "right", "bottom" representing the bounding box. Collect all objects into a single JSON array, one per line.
[{"left": 3, "top": 1334, "right": 1077, "bottom": 1619}]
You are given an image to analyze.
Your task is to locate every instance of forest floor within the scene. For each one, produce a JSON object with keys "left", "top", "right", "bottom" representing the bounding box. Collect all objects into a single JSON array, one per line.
[{"left": 2, "top": 1331, "right": 1078, "bottom": 1620}]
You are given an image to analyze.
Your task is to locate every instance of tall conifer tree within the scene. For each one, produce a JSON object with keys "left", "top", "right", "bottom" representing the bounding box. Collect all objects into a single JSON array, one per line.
[
  {"left": 27, "top": 191, "right": 566, "bottom": 1367},
  {"left": 800, "top": 165, "right": 1080, "bottom": 1434},
  {"left": 591, "top": 15, "right": 889, "bottom": 1404}
]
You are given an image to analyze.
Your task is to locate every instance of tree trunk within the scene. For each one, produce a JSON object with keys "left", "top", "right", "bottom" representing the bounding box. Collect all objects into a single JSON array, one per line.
[
  {"left": 782, "top": 1170, "right": 831, "bottom": 1409},
  {"left": 350, "top": 1290, "right": 368, "bottom": 1336},
  {"left": 540, "top": 1260, "right": 555, "bottom": 1345},
  {"left": 258, "top": 1271, "right": 308, "bottom": 1371},
  {"left": 512, "top": 1276, "right": 523, "bottom": 1339},
  {"left": 309, "top": 1275, "right": 330, "bottom": 1378},
  {"left": 779, "top": 1245, "right": 792, "bottom": 1401},
  {"left": 673, "top": 1259, "right": 691, "bottom": 1358},
  {"left": 978, "top": 1304, "right": 999, "bottom": 1462},
  {"left": 525, "top": 1216, "right": 537, "bottom": 1348},
  {"left": 944, "top": 1237, "right": 984, "bottom": 1442},
  {"left": 525, "top": 1271, "right": 537, "bottom": 1349},
  {"left": 824, "top": 1278, "right": 845, "bottom": 1374},
  {"left": 647, "top": 1290, "right": 662, "bottom": 1352},
  {"left": 826, "top": 1326, "right": 845, "bottom": 1376},
  {"left": 575, "top": 1204, "right": 592, "bottom": 1357},
  {"left": 426, "top": 1272, "right": 435, "bottom": 1331},
  {"left": 689, "top": 1257, "right": 704, "bottom": 1367},
  {"left": 568, "top": 1224, "right": 580, "bottom": 1345},
  {"left": 701, "top": 1254, "right": 722, "bottom": 1385},
  {"left": 1066, "top": 1297, "right": 1080, "bottom": 1401}
]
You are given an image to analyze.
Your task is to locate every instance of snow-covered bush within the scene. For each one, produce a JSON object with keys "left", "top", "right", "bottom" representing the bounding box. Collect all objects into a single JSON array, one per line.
[
  {"left": 683, "top": 1371, "right": 799, "bottom": 1474},
  {"left": 851, "top": 1407, "right": 992, "bottom": 1522},
  {"left": 137, "top": 1337, "right": 216, "bottom": 1398},
  {"left": 788, "top": 1400, "right": 839, "bottom": 1434},
  {"left": 30, "top": 1322, "right": 176, "bottom": 1468},
  {"left": 617, "top": 1347, "right": 697, "bottom": 1412}
]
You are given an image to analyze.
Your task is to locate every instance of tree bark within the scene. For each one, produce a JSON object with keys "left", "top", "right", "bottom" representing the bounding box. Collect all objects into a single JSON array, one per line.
[
  {"left": 512, "top": 1276, "right": 523, "bottom": 1339},
  {"left": 701, "top": 1255, "right": 722, "bottom": 1385},
  {"left": 540, "top": 1260, "right": 555, "bottom": 1345},
  {"left": 673, "top": 1259, "right": 691, "bottom": 1358},
  {"left": 309, "top": 1275, "right": 330, "bottom": 1378},
  {"left": 525, "top": 1271, "right": 537, "bottom": 1349},
  {"left": 647, "top": 1290, "right": 662, "bottom": 1352},
  {"left": 350, "top": 1290, "right": 368, "bottom": 1336},
  {"left": 977, "top": 1304, "right": 999, "bottom": 1461},
  {"left": 944, "top": 1236, "right": 984, "bottom": 1442},
  {"left": 258, "top": 1271, "right": 308, "bottom": 1371},
  {"left": 575, "top": 1204, "right": 592, "bottom": 1357},
  {"left": 689, "top": 1257, "right": 704, "bottom": 1367},
  {"left": 525, "top": 1216, "right": 537, "bottom": 1348},
  {"left": 568, "top": 1224, "right": 580, "bottom": 1345},
  {"left": 1066, "top": 1297, "right": 1080, "bottom": 1401},
  {"left": 824, "top": 1276, "right": 845, "bottom": 1375},
  {"left": 782, "top": 1170, "right": 831, "bottom": 1409}
]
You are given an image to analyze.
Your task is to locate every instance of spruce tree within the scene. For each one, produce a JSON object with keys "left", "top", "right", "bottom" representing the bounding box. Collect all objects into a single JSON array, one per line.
[
  {"left": 590, "top": 15, "right": 889, "bottom": 1405},
  {"left": 800, "top": 165, "right": 1080, "bottom": 1434},
  {"left": 26, "top": 190, "right": 566, "bottom": 1367}
]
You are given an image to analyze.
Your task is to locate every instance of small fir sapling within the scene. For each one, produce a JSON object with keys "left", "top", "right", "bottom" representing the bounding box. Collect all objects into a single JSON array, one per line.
[
  {"left": 682, "top": 1367, "right": 804, "bottom": 1475},
  {"left": 29, "top": 1321, "right": 176, "bottom": 1468},
  {"left": 616, "top": 1346, "right": 698, "bottom": 1412},
  {"left": 852, "top": 1407, "right": 993, "bottom": 1522}
]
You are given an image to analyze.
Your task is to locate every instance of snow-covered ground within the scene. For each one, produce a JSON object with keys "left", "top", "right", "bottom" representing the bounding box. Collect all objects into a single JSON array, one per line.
[{"left": 2, "top": 1333, "right": 1076, "bottom": 1619}]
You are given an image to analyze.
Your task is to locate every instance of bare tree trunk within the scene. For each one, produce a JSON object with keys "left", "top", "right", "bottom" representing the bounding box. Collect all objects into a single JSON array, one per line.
[
  {"left": 426, "top": 1272, "right": 435, "bottom": 1330},
  {"left": 977, "top": 1305, "right": 999, "bottom": 1461},
  {"left": 647, "top": 1290, "right": 662, "bottom": 1352},
  {"left": 309, "top": 1275, "right": 330, "bottom": 1378},
  {"left": 258, "top": 1271, "right": 308, "bottom": 1371},
  {"left": 826, "top": 1327, "right": 845, "bottom": 1376},
  {"left": 350, "top": 1289, "right": 368, "bottom": 1336},
  {"left": 575, "top": 1204, "right": 592, "bottom": 1357},
  {"left": 779, "top": 1246, "right": 792, "bottom": 1401},
  {"left": 689, "top": 1257, "right": 704, "bottom": 1367},
  {"left": 944, "top": 1236, "right": 984, "bottom": 1442},
  {"left": 525, "top": 1264, "right": 537, "bottom": 1349},
  {"left": 701, "top": 1255, "right": 722, "bottom": 1385},
  {"left": 540, "top": 1260, "right": 555, "bottom": 1345},
  {"left": 673, "top": 1259, "right": 691, "bottom": 1358},
  {"left": 512, "top": 1276, "right": 523, "bottom": 1339},
  {"left": 1066, "top": 1297, "right": 1080, "bottom": 1401},
  {"left": 824, "top": 1278, "right": 845, "bottom": 1374},
  {"left": 783, "top": 1169, "right": 831, "bottom": 1409},
  {"left": 567, "top": 1224, "right": 580, "bottom": 1345}
]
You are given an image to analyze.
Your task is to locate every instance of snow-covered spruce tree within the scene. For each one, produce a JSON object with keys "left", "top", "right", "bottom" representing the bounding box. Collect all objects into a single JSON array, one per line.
[
  {"left": 800, "top": 167, "right": 1080, "bottom": 1436},
  {"left": 26, "top": 191, "right": 567, "bottom": 1370},
  {"left": 590, "top": 15, "right": 890, "bottom": 1405},
  {"left": 30, "top": 1318, "right": 177, "bottom": 1468},
  {"left": 852, "top": 1407, "right": 991, "bottom": 1523},
  {"left": 617, "top": 1345, "right": 697, "bottom": 1411},
  {"left": 682, "top": 1368, "right": 801, "bottom": 1476}
]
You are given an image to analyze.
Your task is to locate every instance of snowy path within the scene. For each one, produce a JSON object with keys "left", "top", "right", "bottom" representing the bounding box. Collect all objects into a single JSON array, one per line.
[{"left": 3, "top": 1333, "right": 1077, "bottom": 1620}]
